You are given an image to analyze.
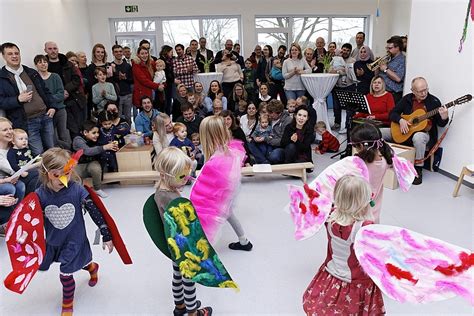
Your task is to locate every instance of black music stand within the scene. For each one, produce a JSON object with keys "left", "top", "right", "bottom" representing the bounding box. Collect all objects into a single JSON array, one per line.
[{"left": 330, "top": 90, "right": 371, "bottom": 159}]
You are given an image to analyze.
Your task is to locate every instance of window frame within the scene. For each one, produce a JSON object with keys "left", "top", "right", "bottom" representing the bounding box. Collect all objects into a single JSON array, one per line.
[
  {"left": 110, "top": 15, "right": 242, "bottom": 56},
  {"left": 255, "top": 14, "right": 370, "bottom": 50}
]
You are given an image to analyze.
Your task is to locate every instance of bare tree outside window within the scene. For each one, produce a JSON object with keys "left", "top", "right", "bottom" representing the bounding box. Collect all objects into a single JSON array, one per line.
[
  {"left": 331, "top": 17, "right": 364, "bottom": 48},
  {"left": 202, "top": 18, "right": 239, "bottom": 53},
  {"left": 115, "top": 20, "right": 156, "bottom": 32},
  {"left": 163, "top": 20, "right": 200, "bottom": 49},
  {"left": 257, "top": 33, "right": 288, "bottom": 53},
  {"left": 292, "top": 17, "right": 329, "bottom": 48},
  {"left": 255, "top": 17, "right": 289, "bottom": 28},
  {"left": 256, "top": 16, "right": 366, "bottom": 52}
]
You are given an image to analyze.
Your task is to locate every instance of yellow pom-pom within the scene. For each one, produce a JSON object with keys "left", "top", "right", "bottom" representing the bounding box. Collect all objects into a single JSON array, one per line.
[
  {"left": 185, "top": 251, "right": 202, "bottom": 263},
  {"left": 167, "top": 238, "right": 181, "bottom": 260},
  {"left": 196, "top": 239, "right": 210, "bottom": 260},
  {"left": 218, "top": 280, "right": 240, "bottom": 292}
]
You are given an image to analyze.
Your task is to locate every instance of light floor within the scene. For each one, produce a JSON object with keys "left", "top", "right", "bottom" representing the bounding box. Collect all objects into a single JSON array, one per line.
[{"left": 0, "top": 152, "right": 473, "bottom": 315}]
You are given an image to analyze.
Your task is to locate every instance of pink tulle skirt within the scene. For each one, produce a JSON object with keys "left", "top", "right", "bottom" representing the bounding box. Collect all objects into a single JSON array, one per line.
[{"left": 190, "top": 140, "right": 245, "bottom": 242}]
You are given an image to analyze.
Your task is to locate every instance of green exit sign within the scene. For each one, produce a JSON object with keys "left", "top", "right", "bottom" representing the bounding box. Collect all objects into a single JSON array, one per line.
[{"left": 125, "top": 5, "right": 138, "bottom": 13}]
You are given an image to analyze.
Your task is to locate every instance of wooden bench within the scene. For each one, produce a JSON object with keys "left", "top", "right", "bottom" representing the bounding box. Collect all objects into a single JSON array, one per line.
[
  {"left": 241, "top": 162, "right": 314, "bottom": 183},
  {"left": 91, "top": 163, "right": 313, "bottom": 186},
  {"left": 83, "top": 171, "right": 160, "bottom": 186}
]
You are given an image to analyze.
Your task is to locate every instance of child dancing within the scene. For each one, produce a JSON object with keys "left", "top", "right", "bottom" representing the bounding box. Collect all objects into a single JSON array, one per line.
[
  {"left": 302, "top": 175, "right": 385, "bottom": 315},
  {"left": 154, "top": 147, "right": 213, "bottom": 316},
  {"left": 191, "top": 115, "right": 253, "bottom": 251},
  {"left": 36, "top": 148, "right": 115, "bottom": 315}
]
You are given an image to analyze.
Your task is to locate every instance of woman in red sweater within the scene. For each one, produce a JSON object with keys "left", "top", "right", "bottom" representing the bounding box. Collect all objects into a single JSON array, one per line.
[
  {"left": 132, "top": 46, "right": 160, "bottom": 110},
  {"left": 354, "top": 76, "right": 395, "bottom": 126}
]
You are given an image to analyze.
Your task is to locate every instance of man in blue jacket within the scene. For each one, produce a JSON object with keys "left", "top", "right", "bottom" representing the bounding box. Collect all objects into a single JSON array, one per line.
[{"left": 0, "top": 42, "right": 55, "bottom": 155}]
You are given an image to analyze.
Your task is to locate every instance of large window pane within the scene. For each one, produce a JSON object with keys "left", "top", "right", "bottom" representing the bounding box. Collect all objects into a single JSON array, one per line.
[
  {"left": 255, "top": 17, "right": 289, "bottom": 29},
  {"left": 292, "top": 17, "right": 329, "bottom": 48},
  {"left": 142, "top": 21, "right": 156, "bottom": 32},
  {"left": 203, "top": 18, "right": 239, "bottom": 53},
  {"left": 163, "top": 19, "right": 200, "bottom": 48},
  {"left": 331, "top": 17, "right": 365, "bottom": 48},
  {"left": 257, "top": 33, "right": 288, "bottom": 55},
  {"left": 114, "top": 20, "right": 155, "bottom": 33},
  {"left": 115, "top": 21, "right": 143, "bottom": 32}
]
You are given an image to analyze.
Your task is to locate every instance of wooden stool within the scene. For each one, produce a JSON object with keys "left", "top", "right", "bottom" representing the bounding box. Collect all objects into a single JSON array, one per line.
[{"left": 452, "top": 164, "right": 474, "bottom": 197}]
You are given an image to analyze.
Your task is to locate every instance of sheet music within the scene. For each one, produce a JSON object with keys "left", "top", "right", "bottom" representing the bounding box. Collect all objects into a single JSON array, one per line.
[
  {"left": 364, "top": 95, "right": 371, "bottom": 114},
  {"left": 252, "top": 164, "right": 272, "bottom": 173},
  {"left": 11, "top": 156, "right": 41, "bottom": 179}
]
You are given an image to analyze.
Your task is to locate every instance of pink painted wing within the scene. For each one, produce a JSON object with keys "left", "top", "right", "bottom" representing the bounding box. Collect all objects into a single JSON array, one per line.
[
  {"left": 4, "top": 193, "right": 46, "bottom": 294},
  {"left": 287, "top": 156, "right": 369, "bottom": 240},
  {"left": 354, "top": 224, "right": 474, "bottom": 305},
  {"left": 190, "top": 140, "right": 245, "bottom": 242},
  {"left": 391, "top": 155, "right": 417, "bottom": 192},
  {"left": 288, "top": 184, "right": 331, "bottom": 240}
]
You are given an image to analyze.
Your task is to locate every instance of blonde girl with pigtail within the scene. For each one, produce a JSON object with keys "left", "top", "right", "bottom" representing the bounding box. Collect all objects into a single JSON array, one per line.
[
  {"left": 191, "top": 115, "right": 253, "bottom": 251},
  {"left": 302, "top": 175, "right": 385, "bottom": 315}
]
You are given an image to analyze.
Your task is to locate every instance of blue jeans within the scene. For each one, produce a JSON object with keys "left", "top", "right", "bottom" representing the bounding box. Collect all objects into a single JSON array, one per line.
[
  {"left": 0, "top": 181, "right": 25, "bottom": 224},
  {"left": 248, "top": 142, "right": 270, "bottom": 164},
  {"left": 28, "top": 114, "right": 55, "bottom": 156},
  {"left": 284, "top": 90, "right": 306, "bottom": 101},
  {"left": 268, "top": 148, "right": 285, "bottom": 164},
  {"left": 248, "top": 142, "right": 272, "bottom": 164}
]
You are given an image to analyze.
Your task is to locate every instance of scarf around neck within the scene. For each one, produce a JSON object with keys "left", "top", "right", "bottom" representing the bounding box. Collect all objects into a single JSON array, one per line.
[{"left": 5, "top": 65, "right": 27, "bottom": 92}]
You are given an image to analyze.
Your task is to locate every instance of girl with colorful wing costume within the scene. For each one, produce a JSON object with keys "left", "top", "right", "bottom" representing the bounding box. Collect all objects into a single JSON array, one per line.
[
  {"left": 289, "top": 122, "right": 416, "bottom": 240},
  {"left": 4, "top": 148, "right": 131, "bottom": 316},
  {"left": 302, "top": 175, "right": 385, "bottom": 315}
]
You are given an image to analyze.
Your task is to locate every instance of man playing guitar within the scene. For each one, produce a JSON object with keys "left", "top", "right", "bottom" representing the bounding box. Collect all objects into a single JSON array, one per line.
[{"left": 388, "top": 77, "right": 448, "bottom": 185}]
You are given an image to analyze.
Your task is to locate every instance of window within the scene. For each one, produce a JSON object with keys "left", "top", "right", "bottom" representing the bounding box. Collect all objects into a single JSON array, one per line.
[
  {"left": 292, "top": 17, "right": 329, "bottom": 48},
  {"left": 256, "top": 16, "right": 367, "bottom": 52},
  {"left": 111, "top": 16, "right": 241, "bottom": 57},
  {"left": 163, "top": 19, "right": 200, "bottom": 48},
  {"left": 331, "top": 17, "right": 365, "bottom": 48},
  {"left": 257, "top": 33, "right": 288, "bottom": 53},
  {"left": 202, "top": 18, "right": 240, "bottom": 53},
  {"left": 115, "top": 20, "right": 155, "bottom": 32},
  {"left": 255, "top": 17, "right": 289, "bottom": 29}
]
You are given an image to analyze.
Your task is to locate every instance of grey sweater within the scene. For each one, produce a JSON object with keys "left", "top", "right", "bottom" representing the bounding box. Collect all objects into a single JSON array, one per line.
[
  {"left": 43, "top": 73, "right": 65, "bottom": 110},
  {"left": 266, "top": 111, "right": 293, "bottom": 147},
  {"left": 72, "top": 136, "right": 104, "bottom": 161}
]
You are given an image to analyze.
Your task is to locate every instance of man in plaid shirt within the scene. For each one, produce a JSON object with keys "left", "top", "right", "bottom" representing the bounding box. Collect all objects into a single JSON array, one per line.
[{"left": 173, "top": 43, "right": 199, "bottom": 89}]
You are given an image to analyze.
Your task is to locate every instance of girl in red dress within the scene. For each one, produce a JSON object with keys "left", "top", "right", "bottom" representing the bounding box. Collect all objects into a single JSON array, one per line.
[{"left": 302, "top": 175, "right": 385, "bottom": 315}]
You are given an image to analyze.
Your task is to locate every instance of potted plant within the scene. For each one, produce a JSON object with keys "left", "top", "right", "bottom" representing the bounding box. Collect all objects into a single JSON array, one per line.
[{"left": 200, "top": 58, "right": 214, "bottom": 73}]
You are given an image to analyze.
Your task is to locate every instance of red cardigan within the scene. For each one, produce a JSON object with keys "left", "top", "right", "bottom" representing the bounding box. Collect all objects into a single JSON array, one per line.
[
  {"left": 354, "top": 92, "right": 395, "bottom": 126},
  {"left": 132, "top": 60, "right": 159, "bottom": 107}
]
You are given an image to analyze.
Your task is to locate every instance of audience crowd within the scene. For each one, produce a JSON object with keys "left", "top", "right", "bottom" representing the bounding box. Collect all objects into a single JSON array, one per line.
[{"left": 0, "top": 32, "right": 411, "bottom": 233}]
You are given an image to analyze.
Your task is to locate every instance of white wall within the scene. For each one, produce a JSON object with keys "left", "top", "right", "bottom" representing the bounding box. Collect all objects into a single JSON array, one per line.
[
  {"left": 86, "top": 0, "right": 407, "bottom": 58},
  {"left": 387, "top": 0, "right": 411, "bottom": 38},
  {"left": 406, "top": 0, "right": 474, "bottom": 182},
  {"left": 0, "top": 0, "right": 92, "bottom": 68}
]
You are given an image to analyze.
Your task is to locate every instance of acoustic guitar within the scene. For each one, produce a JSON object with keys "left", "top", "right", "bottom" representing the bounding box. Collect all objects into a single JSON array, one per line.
[{"left": 390, "top": 94, "right": 472, "bottom": 144}]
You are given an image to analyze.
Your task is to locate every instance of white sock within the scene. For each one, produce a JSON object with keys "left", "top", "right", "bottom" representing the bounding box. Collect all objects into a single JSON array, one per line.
[{"left": 239, "top": 236, "right": 249, "bottom": 245}]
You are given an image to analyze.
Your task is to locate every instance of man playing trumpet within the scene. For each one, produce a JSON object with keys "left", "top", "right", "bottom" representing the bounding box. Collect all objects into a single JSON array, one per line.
[{"left": 378, "top": 36, "right": 406, "bottom": 104}]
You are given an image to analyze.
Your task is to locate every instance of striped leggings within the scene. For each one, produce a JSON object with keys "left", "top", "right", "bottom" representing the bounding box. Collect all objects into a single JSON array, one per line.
[{"left": 172, "top": 262, "right": 198, "bottom": 312}]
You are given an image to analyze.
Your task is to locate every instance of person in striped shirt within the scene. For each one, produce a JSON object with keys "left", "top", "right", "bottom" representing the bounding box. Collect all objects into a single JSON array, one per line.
[{"left": 314, "top": 121, "right": 340, "bottom": 154}]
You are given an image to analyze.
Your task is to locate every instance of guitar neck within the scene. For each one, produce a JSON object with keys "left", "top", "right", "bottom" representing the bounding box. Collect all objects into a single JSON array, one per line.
[{"left": 418, "top": 101, "right": 455, "bottom": 122}]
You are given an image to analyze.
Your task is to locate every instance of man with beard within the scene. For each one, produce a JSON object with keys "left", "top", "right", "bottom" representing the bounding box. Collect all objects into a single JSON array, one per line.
[{"left": 172, "top": 44, "right": 198, "bottom": 90}]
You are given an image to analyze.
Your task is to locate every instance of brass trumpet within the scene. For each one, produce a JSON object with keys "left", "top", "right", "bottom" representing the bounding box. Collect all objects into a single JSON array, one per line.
[{"left": 367, "top": 54, "right": 391, "bottom": 71}]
